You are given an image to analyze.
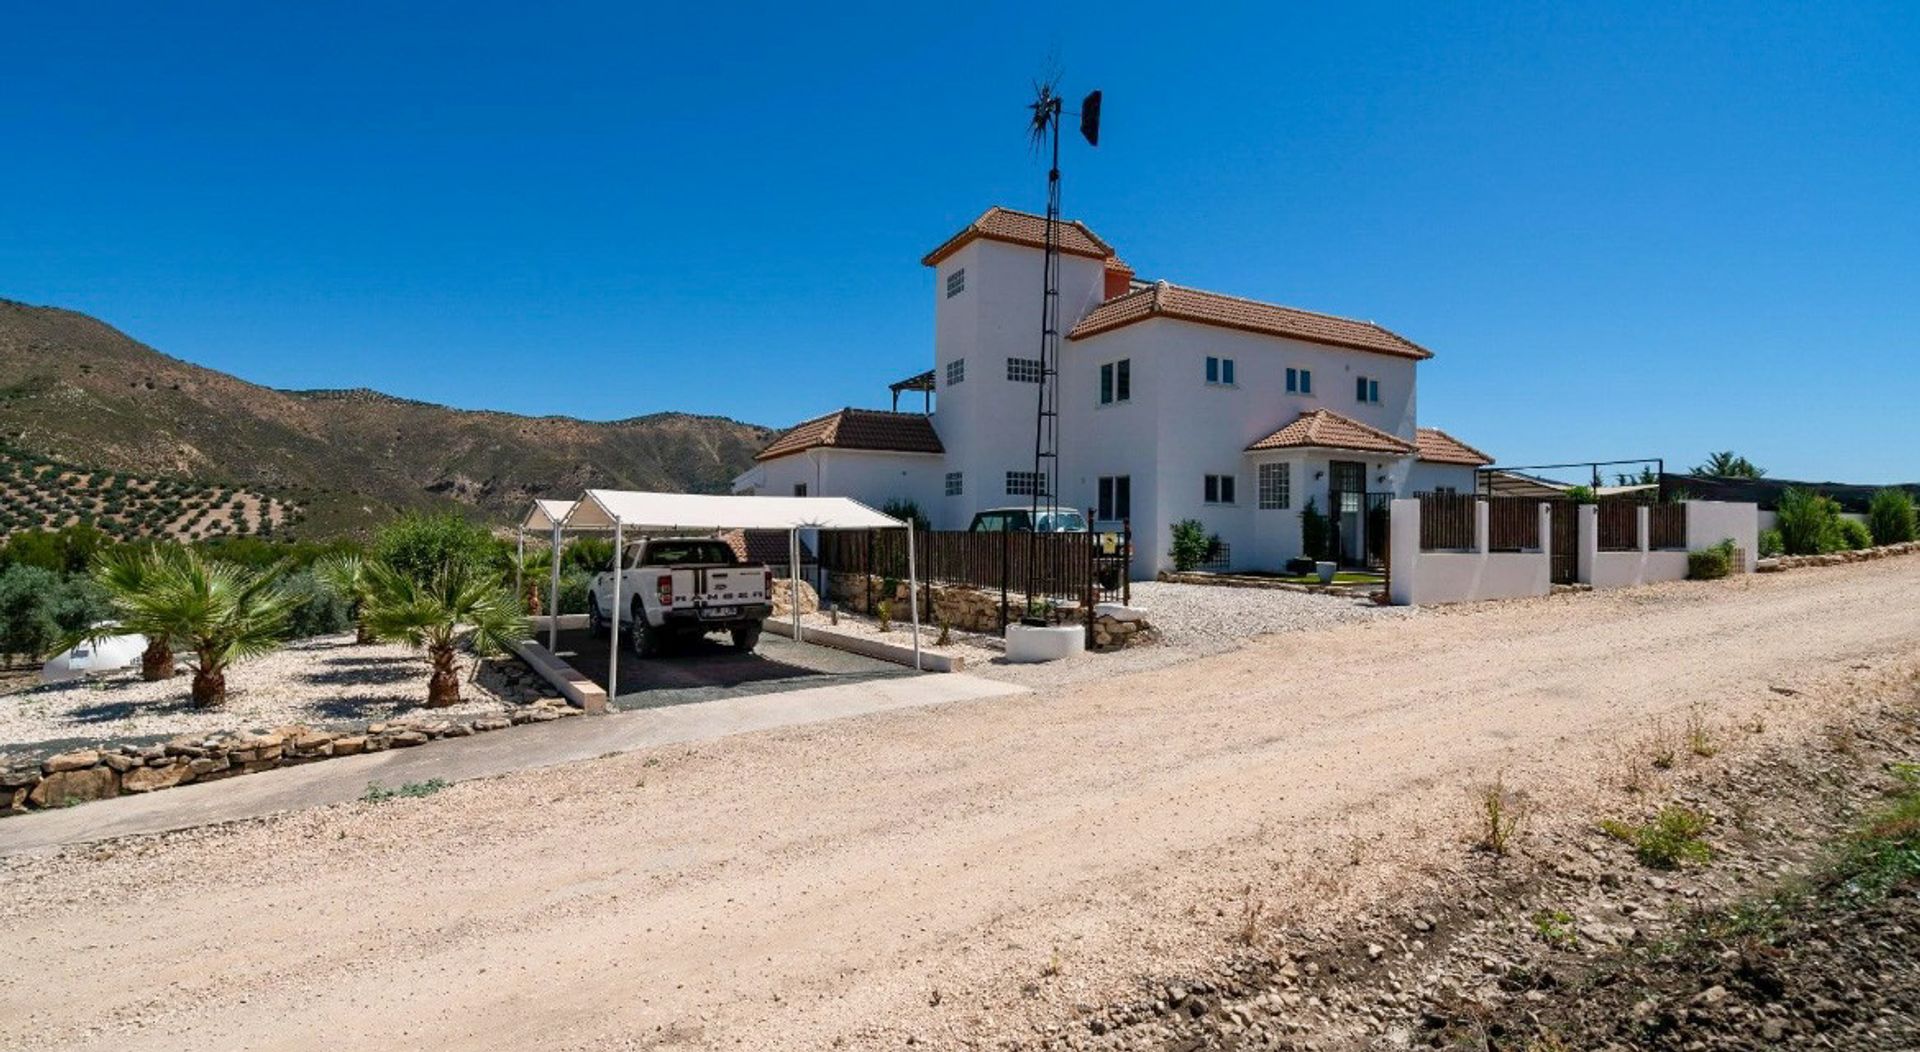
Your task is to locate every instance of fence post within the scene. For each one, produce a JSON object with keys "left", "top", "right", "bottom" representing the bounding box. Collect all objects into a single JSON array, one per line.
[
  {"left": 863, "top": 530, "right": 873, "bottom": 614},
  {"left": 1636, "top": 505, "right": 1650, "bottom": 554},
  {"left": 999, "top": 526, "right": 1009, "bottom": 631},
  {"left": 1122, "top": 517, "right": 1132, "bottom": 605},
  {"left": 1084, "top": 508, "right": 1096, "bottom": 650},
  {"left": 1475, "top": 500, "right": 1491, "bottom": 555}
]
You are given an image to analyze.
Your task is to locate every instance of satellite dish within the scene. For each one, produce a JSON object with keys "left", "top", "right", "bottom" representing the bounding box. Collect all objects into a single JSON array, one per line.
[{"left": 1079, "top": 90, "right": 1102, "bottom": 146}]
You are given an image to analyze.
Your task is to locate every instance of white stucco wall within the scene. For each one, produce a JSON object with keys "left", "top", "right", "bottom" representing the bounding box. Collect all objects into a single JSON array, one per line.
[
  {"left": 1685, "top": 500, "right": 1760, "bottom": 573},
  {"left": 1576, "top": 504, "right": 1690, "bottom": 589},
  {"left": 1407, "top": 461, "right": 1479, "bottom": 495},
  {"left": 1389, "top": 498, "right": 1552, "bottom": 605},
  {"left": 734, "top": 449, "right": 942, "bottom": 515}
]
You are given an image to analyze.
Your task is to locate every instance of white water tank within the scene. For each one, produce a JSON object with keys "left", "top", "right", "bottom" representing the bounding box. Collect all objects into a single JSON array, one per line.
[{"left": 41, "top": 633, "right": 148, "bottom": 684}]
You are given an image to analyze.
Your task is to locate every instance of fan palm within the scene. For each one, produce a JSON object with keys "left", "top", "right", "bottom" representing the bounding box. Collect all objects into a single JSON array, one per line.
[
  {"left": 362, "top": 560, "right": 526, "bottom": 708},
  {"left": 87, "top": 548, "right": 294, "bottom": 706},
  {"left": 315, "top": 553, "right": 377, "bottom": 643},
  {"left": 508, "top": 546, "right": 554, "bottom": 616},
  {"left": 86, "top": 545, "right": 189, "bottom": 680},
  {"left": 1692, "top": 451, "right": 1766, "bottom": 479}
]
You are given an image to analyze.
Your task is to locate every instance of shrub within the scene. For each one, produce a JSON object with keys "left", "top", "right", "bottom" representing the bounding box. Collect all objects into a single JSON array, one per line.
[
  {"left": 1757, "top": 527, "right": 1784, "bottom": 558},
  {"left": 372, "top": 512, "right": 501, "bottom": 586},
  {"left": 0, "top": 565, "right": 108, "bottom": 663},
  {"left": 1867, "top": 488, "right": 1916, "bottom": 546},
  {"left": 279, "top": 569, "right": 354, "bottom": 639},
  {"left": 1565, "top": 484, "right": 1597, "bottom": 504},
  {"left": 1773, "top": 487, "right": 1842, "bottom": 555},
  {"left": 1836, "top": 517, "right": 1873, "bottom": 551},
  {"left": 1687, "top": 538, "right": 1735, "bottom": 580},
  {"left": 1472, "top": 772, "right": 1532, "bottom": 856},
  {"left": 1170, "top": 519, "right": 1213, "bottom": 571},
  {"left": 556, "top": 567, "right": 594, "bottom": 614},
  {"left": 565, "top": 537, "right": 615, "bottom": 574},
  {"left": 1298, "top": 498, "right": 1333, "bottom": 562}
]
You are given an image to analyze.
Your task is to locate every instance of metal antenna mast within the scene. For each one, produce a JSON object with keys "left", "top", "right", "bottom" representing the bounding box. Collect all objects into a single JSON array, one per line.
[{"left": 1023, "top": 81, "right": 1100, "bottom": 611}]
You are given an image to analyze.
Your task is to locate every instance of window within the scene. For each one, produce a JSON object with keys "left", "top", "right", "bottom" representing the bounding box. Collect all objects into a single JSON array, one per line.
[
  {"left": 1099, "top": 358, "right": 1131, "bottom": 405},
  {"left": 945, "top": 268, "right": 965, "bottom": 298},
  {"left": 1257, "top": 462, "right": 1291, "bottom": 510},
  {"left": 1204, "top": 474, "right": 1236, "bottom": 504},
  {"left": 1097, "top": 475, "right": 1131, "bottom": 520},
  {"left": 1355, "top": 376, "right": 1380, "bottom": 404},
  {"left": 945, "top": 358, "right": 965, "bottom": 386},
  {"left": 1286, "top": 367, "right": 1313, "bottom": 394},
  {"left": 1005, "top": 470, "right": 1047, "bottom": 497},
  {"left": 944, "top": 471, "right": 963, "bottom": 497},
  {"left": 1205, "top": 356, "right": 1236, "bottom": 386},
  {"left": 1201, "top": 542, "right": 1232, "bottom": 571},
  {"left": 1006, "top": 357, "right": 1042, "bottom": 383},
  {"left": 792, "top": 483, "right": 807, "bottom": 497}
]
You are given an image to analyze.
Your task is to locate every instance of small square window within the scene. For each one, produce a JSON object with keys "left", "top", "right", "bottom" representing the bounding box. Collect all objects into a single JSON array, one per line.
[
  {"left": 945, "top": 358, "right": 965, "bottom": 386},
  {"left": 945, "top": 268, "right": 965, "bottom": 298},
  {"left": 1006, "top": 357, "right": 1042, "bottom": 383},
  {"left": 1356, "top": 376, "right": 1380, "bottom": 404},
  {"left": 944, "top": 472, "right": 963, "bottom": 497},
  {"left": 792, "top": 483, "right": 807, "bottom": 497},
  {"left": 1204, "top": 474, "right": 1235, "bottom": 504},
  {"left": 1006, "top": 470, "right": 1047, "bottom": 497},
  {"left": 1258, "top": 462, "right": 1291, "bottom": 510}
]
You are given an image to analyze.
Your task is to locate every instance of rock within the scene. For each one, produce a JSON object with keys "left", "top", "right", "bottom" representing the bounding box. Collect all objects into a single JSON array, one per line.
[
  {"left": 1367, "top": 944, "right": 1386, "bottom": 961},
  {"left": 121, "top": 762, "right": 192, "bottom": 793},
  {"left": 29, "top": 766, "right": 118, "bottom": 807},
  {"left": 440, "top": 723, "right": 474, "bottom": 738},
  {"left": 43, "top": 750, "right": 101, "bottom": 774},
  {"left": 3, "top": 786, "right": 28, "bottom": 812},
  {"left": 188, "top": 755, "right": 229, "bottom": 777},
  {"left": 472, "top": 717, "right": 511, "bottom": 733},
  {"left": 101, "top": 753, "right": 138, "bottom": 773},
  {"left": 418, "top": 721, "right": 454, "bottom": 738},
  {"left": 527, "top": 708, "right": 561, "bottom": 722},
  {"left": 332, "top": 736, "right": 366, "bottom": 757},
  {"left": 0, "top": 767, "right": 44, "bottom": 790},
  {"left": 291, "top": 732, "right": 335, "bottom": 756},
  {"left": 390, "top": 730, "right": 429, "bottom": 747}
]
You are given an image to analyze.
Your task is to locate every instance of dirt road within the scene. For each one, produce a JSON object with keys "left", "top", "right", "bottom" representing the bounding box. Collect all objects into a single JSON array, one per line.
[{"left": 5, "top": 559, "right": 1919, "bottom": 1052}]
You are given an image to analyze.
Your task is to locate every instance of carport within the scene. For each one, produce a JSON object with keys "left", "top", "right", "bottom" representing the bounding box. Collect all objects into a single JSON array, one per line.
[{"left": 523, "top": 490, "right": 920, "bottom": 703}]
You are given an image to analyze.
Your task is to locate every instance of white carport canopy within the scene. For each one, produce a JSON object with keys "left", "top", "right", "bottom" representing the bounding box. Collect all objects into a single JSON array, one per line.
[{"left": 541, "top": 490, "right": 918, "bottom": 699}]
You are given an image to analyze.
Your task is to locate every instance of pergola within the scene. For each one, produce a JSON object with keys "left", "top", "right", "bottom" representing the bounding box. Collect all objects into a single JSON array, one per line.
[{"left": 519, "top": 490, "right": 918, "bottom": 703}]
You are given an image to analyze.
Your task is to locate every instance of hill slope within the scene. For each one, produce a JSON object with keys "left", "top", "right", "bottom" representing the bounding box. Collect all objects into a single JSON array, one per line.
[{"left": 0, "top": 299, "right": 774, "bottom": 536}]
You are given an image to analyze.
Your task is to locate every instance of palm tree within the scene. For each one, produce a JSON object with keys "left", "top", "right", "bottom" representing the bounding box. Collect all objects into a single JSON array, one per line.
[
  {"left": 90, "top": 549, "right": 294, "bottom": 706},
  {"left": 362, "top": 560, "right": 525, "bottom": 708},
  {"left": 507, "top": 545, "right": 553, "bottom": 616},
  {"left": 315, "top": 553, "right": 377, "bottom": 644},
  {"left": 1692, "top": 451, "right": 1766, "bottom": 479},
  {"left": 86, "top": 545, "right": 188, "bottom": 680}
]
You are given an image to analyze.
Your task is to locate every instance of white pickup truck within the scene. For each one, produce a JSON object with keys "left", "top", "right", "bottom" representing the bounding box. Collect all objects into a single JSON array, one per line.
[{"left": 587, "top": 537, "right": 774, "bottom": 656}]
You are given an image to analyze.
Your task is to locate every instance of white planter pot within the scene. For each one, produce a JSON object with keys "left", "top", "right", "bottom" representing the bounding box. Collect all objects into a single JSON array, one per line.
[
  {"left": 1315, "top": 561, "right": 1338, "bottom": 584},
  {"left": 1005, "top": 623, "right": 1082, "bottom": 663}
]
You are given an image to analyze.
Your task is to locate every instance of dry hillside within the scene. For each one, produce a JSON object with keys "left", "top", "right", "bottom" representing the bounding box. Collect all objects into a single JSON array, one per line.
[{"left": 0, "top": 299, "right": 774, "bottom": 536}]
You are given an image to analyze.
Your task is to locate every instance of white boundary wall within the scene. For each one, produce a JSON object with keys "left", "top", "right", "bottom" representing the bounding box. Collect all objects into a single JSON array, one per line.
[
  {"left": 1577, "top": 504, "right": 1688, "bottom": 589},
  {"left": 1389, "top": 499, "right": 1552, "bottom": 606},
  {"left": 1685, "top": 500, "right": 1760, "bottom": 573}
]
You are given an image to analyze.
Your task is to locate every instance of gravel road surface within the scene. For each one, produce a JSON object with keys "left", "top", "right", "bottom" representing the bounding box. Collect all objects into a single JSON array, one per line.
[{"left": 4, "top": 559, "right": 1918, "bottom": 1051}]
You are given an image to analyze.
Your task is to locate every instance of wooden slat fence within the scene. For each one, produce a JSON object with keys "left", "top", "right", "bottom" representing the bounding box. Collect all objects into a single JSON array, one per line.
[
  {"left": 1648, "top": 503, "right": 1687, "bottom": 550},
  {"left": 1417, "top": 492, "right": 1476, "bottom": 551},
  {"left": 816, "top": 528, "right": 1100, "bottom": 628},
  {"left": 1597, "top": 500, "right": 1640, "bottom": 551},
  {"left": 1486, "top": 497, "right": 1542, "bottom": 551}
]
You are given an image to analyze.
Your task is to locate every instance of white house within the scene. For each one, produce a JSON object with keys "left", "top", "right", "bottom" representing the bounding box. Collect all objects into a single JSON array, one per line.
[{"left": 732, "top": 206, "right": 1494, "bottom": 577}]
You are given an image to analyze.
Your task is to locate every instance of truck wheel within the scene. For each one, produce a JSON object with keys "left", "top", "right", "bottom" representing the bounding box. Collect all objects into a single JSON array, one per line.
[
  {"left": 587, "top": 596, "right": 606, "bottom": 636},
  {"left": 629, "top": 599, "right": 661, "bottom": 657},
  {"left": 731, "top": 622, "right": 762, "bottom": 653}
]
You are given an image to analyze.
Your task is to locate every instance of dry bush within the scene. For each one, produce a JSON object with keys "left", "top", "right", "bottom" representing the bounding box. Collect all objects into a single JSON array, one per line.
[
  {"left": 1686, "top": 705, "right": 1719, "bottom": 758},
  {"left": 1237, "top": 890, "right": 1266, "bottom": 946},
  {"left": 1471, "top": 772, "right": 1533, "bottom": 856},
  {"left": 1645, "top": 718, "right": 1678, "bottom": 770}
]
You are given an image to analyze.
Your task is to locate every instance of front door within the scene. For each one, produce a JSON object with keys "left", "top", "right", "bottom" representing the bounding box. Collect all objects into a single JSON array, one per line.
[{"left": 1329, "top": 460, "right": 1367, "bottom": 566}]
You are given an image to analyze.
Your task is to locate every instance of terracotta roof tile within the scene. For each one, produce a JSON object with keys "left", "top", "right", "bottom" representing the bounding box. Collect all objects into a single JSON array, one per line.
[
  {"left": 1069, "top": 281, "right": 1433, "bottom": 360},
  {"left": 921, "top": 206, "right": 1114, "bottom": 267},
  {"left": 1246, "top": 409, "right": 1419, "bottom": 455},
  {"left": 1415, "top": 427, "right": 1494, "bottom": 466},
  {"left": 756, "top": 408, "right": 944, "bottom": 462}
]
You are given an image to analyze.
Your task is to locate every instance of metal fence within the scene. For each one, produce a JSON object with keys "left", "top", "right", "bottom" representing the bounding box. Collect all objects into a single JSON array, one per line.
[
  {"left": 1648, "top": 503, "right": 1687, "bottom": 550},
  {"left": 816, "top": 521, "right": 1129, "bottom": 634}
]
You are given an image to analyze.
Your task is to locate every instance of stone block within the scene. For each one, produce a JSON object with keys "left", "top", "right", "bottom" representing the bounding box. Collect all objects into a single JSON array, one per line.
[
  {"left": 43, "top": 750, "right": 101, "bottom": 774},
  {"left": 121, "top": 762, "right": 192, "bottom": 793},
  {"left": 29, "top": 766, "right": 118, "bottom": 807}
]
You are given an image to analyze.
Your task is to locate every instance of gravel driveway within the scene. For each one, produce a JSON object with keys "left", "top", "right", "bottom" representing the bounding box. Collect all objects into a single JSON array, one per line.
[{"left": 7, "top": 559, "right": 1918, "bottom": 1052}]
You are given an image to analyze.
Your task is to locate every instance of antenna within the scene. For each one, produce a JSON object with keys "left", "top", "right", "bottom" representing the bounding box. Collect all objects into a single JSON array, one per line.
[{"left": 1022, "top": 77, "right": 1099, "bottom": 613}]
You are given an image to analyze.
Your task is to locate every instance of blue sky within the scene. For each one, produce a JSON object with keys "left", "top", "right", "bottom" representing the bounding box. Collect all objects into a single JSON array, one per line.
[{"left": 2, "top": 2, "right": 1916, "bottom": 481}]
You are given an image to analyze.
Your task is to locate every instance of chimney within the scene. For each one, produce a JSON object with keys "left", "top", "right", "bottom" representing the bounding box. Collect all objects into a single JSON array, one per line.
[{"left": 1102, "top": 256, "right": 1135, "bottom": 300}]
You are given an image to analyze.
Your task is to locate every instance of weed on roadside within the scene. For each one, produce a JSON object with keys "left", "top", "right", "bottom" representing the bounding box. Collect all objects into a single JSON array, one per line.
[
  {"left": 1645, "top": 719, "right": 1678, "bottom": 771},
  {"left": 1601, "top": 806, "right": 1713, "bottom": 869},
  {"left": 1531, "top": 908, "right": 1579, "bottom": 949},
  {"left": 1471, "top": 772, "right": 1532, "bottom": 857},
  {"left": 362, "top": 778, "right": 451, "bottom": 803},
  {"left": 1685, "top": 706, "right": 1718, "bottom": 758},
  {"left": 1237, "top": 892, "right": 1266, "bottom": 946}
]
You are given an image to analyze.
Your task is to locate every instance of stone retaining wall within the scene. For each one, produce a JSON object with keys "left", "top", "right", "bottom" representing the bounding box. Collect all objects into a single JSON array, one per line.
[
  {"left": 2, "top": 699, "right": 582, "bottom": 816},
  {"left": 1089, "top": 612, "right": 1155, "bottom": 652},
  {"left": 1757, "top": 540, "right": 1920, "bottom": 572},
  {"left": 828, "top": 573, "right": 1017, "bottom": 635}
]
